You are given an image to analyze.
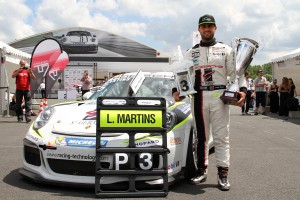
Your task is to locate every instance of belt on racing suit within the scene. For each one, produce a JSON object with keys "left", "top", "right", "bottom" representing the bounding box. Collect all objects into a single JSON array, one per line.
[{"left": 198, "top": 85, "right": 226, "bottom": 91}]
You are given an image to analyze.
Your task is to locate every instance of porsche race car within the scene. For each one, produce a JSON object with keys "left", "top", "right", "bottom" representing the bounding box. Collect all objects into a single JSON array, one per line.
[
  {"left": 60, "top": 30, "right": 98, "bottom": 54},
  {"left": 19, "top": 72, "right": 213, "bottom": 188}
]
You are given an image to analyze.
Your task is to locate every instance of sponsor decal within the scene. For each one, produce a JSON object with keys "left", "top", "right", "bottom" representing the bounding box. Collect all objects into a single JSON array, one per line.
[
  {"left": 100, "top": 110, "right": 162, "bottom": 128},
  {"left": 26, "top": 133, "right": 40, "bottom": 142},
  {"left": 170, "top": 137, "right": 182, "bottom": 145},
  {"left": 55, "top": 137, "right": 108, "bottom": 148},
  {"left": 196, "top": 65, "right": 224, "bottom": 69},
  {"left": 83, "top": 109, "right": 97, "bottom": 120},
  {"left": 212, "top": 47, "right": 225, "bottom": 56},
  {"left": 135, "top": 139, "right": 160, "bottom": 147},
  {"left": 192, "top": 51, "right": 200, "bottom": 58},
  {"left": 70, "top": 120, "right": 97, "bottom": 125},
  {"left": 203, "top": 68, "right": 215, "bottom": 82},
  {"left": 46, "top": 152, "right": 109, "bottom": 162},
  {"left": 168, "top": 161, "right": 180, "bottom": 171}
]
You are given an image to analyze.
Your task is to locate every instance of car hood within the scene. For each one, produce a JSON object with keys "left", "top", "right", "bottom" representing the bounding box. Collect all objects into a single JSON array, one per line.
[{"left": 51, "top": 101, "right": 98, "bottom": 136}]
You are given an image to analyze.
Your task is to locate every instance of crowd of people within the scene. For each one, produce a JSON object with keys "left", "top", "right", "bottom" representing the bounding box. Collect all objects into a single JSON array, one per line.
[{"left": 241, "top": 70, "right": 298, "bottom": 117}]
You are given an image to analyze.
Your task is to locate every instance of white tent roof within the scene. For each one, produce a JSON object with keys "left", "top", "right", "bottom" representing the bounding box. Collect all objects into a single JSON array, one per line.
[
  {"left": 271, "top": 48, "right": 300, "bottom": 63},
  {"left": 0, "top": 41, "right": 31, "bottom": 64}
]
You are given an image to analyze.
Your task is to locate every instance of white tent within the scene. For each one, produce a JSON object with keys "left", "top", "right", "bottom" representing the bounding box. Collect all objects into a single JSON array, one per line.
[
  {"left": 271, "top": 48, "right": 300, "bottom": 63},
  {"left": 0, "top": 41, "right": 31, "bottom": 115},
  {"left": 271, "top": 48, "right": 300, "bottom": 97},
  {"left": 0, "top": 41, "right": 31, "bottom": 64}
]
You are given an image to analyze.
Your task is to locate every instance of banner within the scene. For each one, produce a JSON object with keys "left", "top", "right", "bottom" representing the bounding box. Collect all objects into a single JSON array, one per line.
[
  {"left": 30, "top": 38, "right": 62, "bottom": 97},
  {"left": 45, "top": 51, "right": 69, "bottom": 97}
]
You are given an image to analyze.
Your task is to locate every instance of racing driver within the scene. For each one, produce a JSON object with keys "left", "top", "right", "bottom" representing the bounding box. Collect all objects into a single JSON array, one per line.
[{"left": 185, "top": 14, "right": 245, "bottom": 191}]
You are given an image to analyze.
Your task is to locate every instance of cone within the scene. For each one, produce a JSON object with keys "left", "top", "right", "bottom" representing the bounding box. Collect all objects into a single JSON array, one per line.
[
  {"left": 43, "top": 98, "right": 48, "bottom": 109},
  {"left": 39, "top": 99, "right": 44, "bottom": 113}
]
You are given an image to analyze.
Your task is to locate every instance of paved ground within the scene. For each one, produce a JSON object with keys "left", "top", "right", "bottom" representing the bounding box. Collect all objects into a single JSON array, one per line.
[{"left": 0, "top": 100, "right": 299, "bottom": 200}]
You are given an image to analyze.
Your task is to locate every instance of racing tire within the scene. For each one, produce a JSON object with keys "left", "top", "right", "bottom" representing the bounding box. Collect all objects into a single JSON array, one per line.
[{"left": 184, "top": 129, "right": 197, "bottom": 181}]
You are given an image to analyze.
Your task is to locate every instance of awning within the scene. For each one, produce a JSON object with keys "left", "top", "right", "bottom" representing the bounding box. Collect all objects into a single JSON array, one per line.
[
  {"left": 0, "top": 41, "right": 31, "bottom": 64},
  {"left": 271, "top": 48, "right": 300, "bottom": 63}
]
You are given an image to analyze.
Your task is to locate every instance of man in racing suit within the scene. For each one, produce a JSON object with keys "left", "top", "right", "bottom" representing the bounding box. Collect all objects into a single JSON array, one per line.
[{"left": 185, "top": 14, "right": 245, "bottom": 191}]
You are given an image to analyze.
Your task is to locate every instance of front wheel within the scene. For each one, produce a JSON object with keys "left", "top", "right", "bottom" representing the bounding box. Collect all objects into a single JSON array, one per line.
[{"left": 184, "top": 128, "right": 197, "bottom": 180}]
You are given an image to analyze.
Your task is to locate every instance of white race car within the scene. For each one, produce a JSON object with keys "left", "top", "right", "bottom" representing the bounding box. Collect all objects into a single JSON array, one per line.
[
  {"left": 19, "top": 72, "right": 213, "bottom": 188},
  {"left": 60, "top": 30, "right": 98, "bottom": 54}
]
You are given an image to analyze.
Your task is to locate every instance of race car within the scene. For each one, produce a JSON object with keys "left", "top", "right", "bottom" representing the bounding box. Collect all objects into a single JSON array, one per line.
[
  {"left": 60, "top": 30, "right": 98, "bottom": 54},
  {"left": 19, "top": 72, "right": 213, "bottom": 188}
]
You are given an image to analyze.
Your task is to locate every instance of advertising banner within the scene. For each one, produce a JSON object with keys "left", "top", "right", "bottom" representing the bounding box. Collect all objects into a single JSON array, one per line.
[{"left": 30, "top": 38, "right": 62, "bottom": 97}]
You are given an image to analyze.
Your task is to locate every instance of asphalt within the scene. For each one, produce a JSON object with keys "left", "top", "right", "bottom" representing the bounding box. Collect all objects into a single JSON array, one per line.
[{"left": 0, "top": 101, "right": 299, "bottom": 200}]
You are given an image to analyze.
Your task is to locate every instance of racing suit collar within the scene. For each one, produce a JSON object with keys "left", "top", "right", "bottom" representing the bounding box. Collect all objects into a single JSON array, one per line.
[{"left": 200, "top": 38, "right": 217, "bottom": 47}]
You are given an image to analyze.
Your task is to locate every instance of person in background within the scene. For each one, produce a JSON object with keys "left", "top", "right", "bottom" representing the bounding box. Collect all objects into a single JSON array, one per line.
[
  {"left": 185, "top": 14, "right": 245, "bottom": 191},
  {"left": 12, "top": 60, "right": 36, "bottom": 123},
  {"left": 242, "top": 72, "right": 252, "bottom": 115},
  {"left": 40, "top": 81, "right": 46, "bottom": 99},
  {"left": 80, "top": 70, "right": 93, "bottom": 100},
  {"left": 268, "top": 79, "right": 279, "bottom": 113},
  {"left": 253, "top": 70, "right": 267, "bottom": 115},
  {"left": 288, "top": 78, "right": 297, "bottom": 98},
  {"left": 172, "top": 87, "right": 186, "bottom": 102},
  {"left": 10, "top": 95, "right": 37, "bottom": 116},
  {"left": 278, "top": 77, "right": 289, "bottom": 116}
]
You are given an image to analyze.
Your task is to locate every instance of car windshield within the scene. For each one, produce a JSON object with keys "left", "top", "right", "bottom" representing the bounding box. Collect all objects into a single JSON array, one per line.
[
  {"left": 89, "top": 74, "right": 176, "bottom": 101},
  {"left": 66, "top": 31, "right": 92, "bottom": 36}
]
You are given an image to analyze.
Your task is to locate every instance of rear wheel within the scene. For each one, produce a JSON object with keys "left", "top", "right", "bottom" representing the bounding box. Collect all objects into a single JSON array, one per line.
[{"left": 184, "top": 129, "right": 197, "bottom": 180}]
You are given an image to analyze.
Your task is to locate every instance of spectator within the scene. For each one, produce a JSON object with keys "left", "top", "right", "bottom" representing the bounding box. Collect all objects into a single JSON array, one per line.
[
  {"left": 242, "top": 72, "right": 253, "bottom": 115},
  {"left": 40, "top": 81, "right": 46, "bottom": 99},
  {"left": 253, "top": 70, "right": 267, "bottom": 115},
  {"left": 278, "top": 77, "right": 289, "bottom": 116},
  {"left": 80, "top": 70, "right": 93, "bottom": 100},
  {"left": 288, "top": 78, "right": 297, "bottom": 98},
  {"left": 12, "top": 60, "right": 36, "bottom": 122},
  {"left": 10, "top": 95, "right": 37, "bottom": 116},
  {"left": 269, "top": 79, "right": 279, "bottom": 113}
]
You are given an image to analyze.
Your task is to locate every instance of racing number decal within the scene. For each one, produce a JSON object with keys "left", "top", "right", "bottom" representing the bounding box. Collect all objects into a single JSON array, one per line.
[
  {"left": 176, "top": 71, "right": 190, "bottom": 92},
  {"left": 180, "top": 79, "right": 189, "bottom": 91},
  {"left": 115, "top": 153, "right": 153, "bottom": 170},
  {"left": 139, "top": 153, "right": 153, "bottom": 170}
]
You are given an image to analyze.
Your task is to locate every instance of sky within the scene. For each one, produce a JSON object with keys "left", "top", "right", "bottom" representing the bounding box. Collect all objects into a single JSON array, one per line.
[{"left": 0, "top": 0, "right": 299, "bottom": 65}]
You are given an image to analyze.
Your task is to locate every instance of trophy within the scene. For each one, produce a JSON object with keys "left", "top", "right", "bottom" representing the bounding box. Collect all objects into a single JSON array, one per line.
[
  {"left": 220, "top": 38, "right": 259, "bottom": 105},
  {"left": 170, "top": 60, "right": 197, "bottom": 97}
]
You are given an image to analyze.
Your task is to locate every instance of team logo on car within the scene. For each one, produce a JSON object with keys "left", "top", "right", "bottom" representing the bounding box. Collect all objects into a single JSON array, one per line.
[{"left": 83, "top": 109, "right": 97, "bottom": 120}]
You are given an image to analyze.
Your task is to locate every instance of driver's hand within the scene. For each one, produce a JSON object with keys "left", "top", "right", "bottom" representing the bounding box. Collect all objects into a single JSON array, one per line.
[{"left": 235, "top": 91, "right": 246, "bottom": 107}]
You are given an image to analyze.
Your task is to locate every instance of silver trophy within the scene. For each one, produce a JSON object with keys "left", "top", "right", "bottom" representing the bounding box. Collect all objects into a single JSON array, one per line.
[{"left": 220, "top": 38, "right": 259, "bottom": 105}]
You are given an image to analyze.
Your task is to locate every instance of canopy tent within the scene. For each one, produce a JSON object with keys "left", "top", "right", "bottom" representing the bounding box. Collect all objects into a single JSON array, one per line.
[
  {"left": 271, "top": 47, "right": 300, "bottom": 97},
  {"left": 0, "top": 41, "right": 31, "bottom": 64},
  {"left": 271, "top": 48, "right": 300, "bottom": 63}
]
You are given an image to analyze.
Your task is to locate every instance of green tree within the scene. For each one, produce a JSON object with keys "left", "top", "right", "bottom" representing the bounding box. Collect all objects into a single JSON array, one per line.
[{"left": 245, "top": 62, "right": 272, "bottom": 80}]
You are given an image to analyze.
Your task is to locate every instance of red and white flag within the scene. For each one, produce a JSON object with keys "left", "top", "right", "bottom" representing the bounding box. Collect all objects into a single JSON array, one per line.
[
  {"left": 30, "top": 38, "right": 62, "bottom": 97},
  {"left": 45, "top": 51, "right": 69, "bottom": 97}
]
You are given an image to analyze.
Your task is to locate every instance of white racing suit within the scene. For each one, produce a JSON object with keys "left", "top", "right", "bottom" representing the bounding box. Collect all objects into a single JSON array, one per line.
[{"left": 185, "top": 39, "right": 236, "bottom": 170}]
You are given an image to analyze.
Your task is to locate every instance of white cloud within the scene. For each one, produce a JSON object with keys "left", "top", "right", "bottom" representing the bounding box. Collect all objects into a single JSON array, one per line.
[
  {"left": 1, "top": 0, "right": 300, "bottom": 65},
  {"left": 0, "top": 0, "right": 35, "bottom": 42}
]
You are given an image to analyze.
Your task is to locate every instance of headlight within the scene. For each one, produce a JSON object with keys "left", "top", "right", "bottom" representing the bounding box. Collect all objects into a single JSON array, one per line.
[
  {"left": 61, "top": 38, "right": 67, "bottom": 43},
  {"left": 166, "top": 111, "right": 177, "bottom": 131},
  {"left": 33, "top": 107, "right": 55, "bottom": 129},
  {"left": 91, "top": 38, "right": 96, "bottom": 42}
]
